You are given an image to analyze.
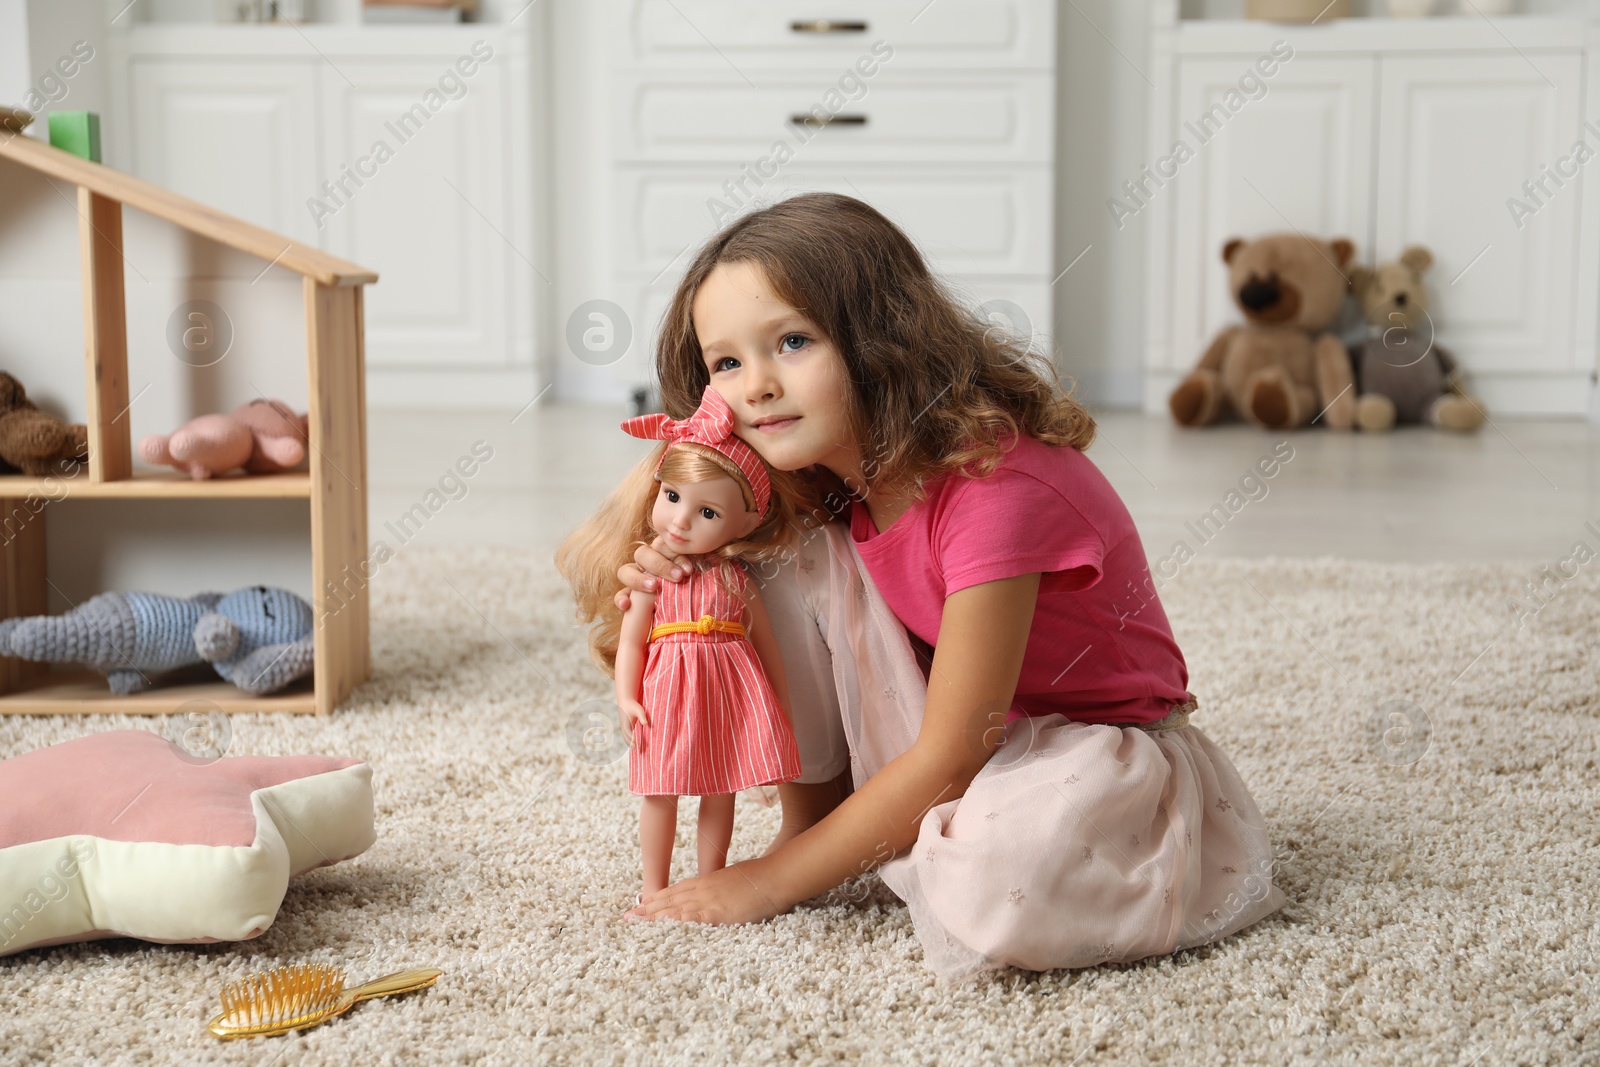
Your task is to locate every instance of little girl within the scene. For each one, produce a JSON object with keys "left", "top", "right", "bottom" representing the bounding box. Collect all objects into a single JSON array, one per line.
[
  {"left": 614, "top": 191, "right": 1287, "bottom": 981},
  {"left": 557, "top": 386, "right": 809, "bottom": 903}
]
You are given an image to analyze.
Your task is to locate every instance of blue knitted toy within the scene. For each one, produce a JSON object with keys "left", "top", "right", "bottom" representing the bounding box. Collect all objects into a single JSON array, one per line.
[{"left": 0, "top": 586, "right": 315, "bottom": 696}]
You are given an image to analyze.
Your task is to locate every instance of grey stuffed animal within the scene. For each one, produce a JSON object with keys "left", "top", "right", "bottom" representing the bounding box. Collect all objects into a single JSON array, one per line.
[
  {"left": 1347, "top": 246, "right": 1485, "bottom": 433},
  {"left": 0, "top": 586, "right": 315, "bottom": 695}
]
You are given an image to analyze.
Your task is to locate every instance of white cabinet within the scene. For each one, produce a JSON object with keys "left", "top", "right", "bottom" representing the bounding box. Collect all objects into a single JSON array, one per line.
[
  {"left": 1144, "top": 12, "right": 1600, "bottom": 415},
  {"left": 128, "top": 59, "right": 320, "bottom": 245},
  {"left": 583, "top": 0, "right": 1060, "bottom": 404},
  {"left": 318, "top": 59, "right": 510, "bottom": 369},
  {"left": 1374, "top": 54, "right": 1585, "bottom": 378},
  {"left": 120, "top": 24, "right": 547, "bottom": 407}
]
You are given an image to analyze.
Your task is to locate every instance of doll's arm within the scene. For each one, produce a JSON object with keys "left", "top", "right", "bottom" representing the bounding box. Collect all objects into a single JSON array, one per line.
[
  {"left": 614, "top": 590, "right": 656, "bottom": 727},
  {"left": 743, "top": 583, "right": 794, "bottom": 729}
]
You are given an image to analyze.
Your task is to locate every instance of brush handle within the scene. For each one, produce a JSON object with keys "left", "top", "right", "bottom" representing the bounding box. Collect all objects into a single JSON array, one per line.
[{"left": 347, "top": 968, "right": 443, "bottom": 1002}]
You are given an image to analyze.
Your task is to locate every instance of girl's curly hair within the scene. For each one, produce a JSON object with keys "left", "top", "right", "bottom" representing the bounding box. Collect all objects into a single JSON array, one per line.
[{"left": 652, "top": 191, "right": 1095, "bottom": 507}]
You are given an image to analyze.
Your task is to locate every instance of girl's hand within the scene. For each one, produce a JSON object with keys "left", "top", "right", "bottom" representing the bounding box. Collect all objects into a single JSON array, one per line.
[
  {"left": 613, "top": 535, "right": 686, "bottom": 613},
  {"left": 619, "top": 698, "right": 648, "bottom": 745},
  {"left": 623, "top": 858, "right": 794, "bottom": 925}
]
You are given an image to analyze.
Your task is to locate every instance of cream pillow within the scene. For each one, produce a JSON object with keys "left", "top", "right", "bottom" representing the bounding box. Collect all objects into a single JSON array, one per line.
[{"left": 0, "top": 729, "right": 375, "bottom": 957}]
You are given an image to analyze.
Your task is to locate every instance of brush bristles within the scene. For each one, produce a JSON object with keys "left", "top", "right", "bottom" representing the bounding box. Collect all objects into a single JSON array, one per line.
[{"left": 218, "top": 964, "right": 347, "bottom": 1032}]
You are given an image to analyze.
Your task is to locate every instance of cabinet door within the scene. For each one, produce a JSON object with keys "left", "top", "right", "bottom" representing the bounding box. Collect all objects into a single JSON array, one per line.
[
  {"left": 318, "top": 59, "right": 509, "bottom": 369},
  {"left": 128, "top": 58, "right": 319, "bottom": 246},
  {"left": 1374, "top": 53, "right": 1585, "bottom": 375},
  {"left": 1169, "top": 57, "right": 1375, "bottom": 371}
]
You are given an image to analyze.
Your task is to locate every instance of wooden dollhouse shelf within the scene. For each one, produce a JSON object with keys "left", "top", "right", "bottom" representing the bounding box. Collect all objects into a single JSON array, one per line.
[
  {"left": 0, "top": 469, "right": 312, "bottom": 499},
  {"left": 0, "top": 668, "right": 317, "bottom": 716},
  {"left": 0, "top": 133, "right": 375, "bottom": 717}
]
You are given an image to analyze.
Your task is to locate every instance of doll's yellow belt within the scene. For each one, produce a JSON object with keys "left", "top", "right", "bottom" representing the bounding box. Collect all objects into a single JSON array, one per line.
[{"left": 649, "top": 614, "right": 746, "bottom": 642}]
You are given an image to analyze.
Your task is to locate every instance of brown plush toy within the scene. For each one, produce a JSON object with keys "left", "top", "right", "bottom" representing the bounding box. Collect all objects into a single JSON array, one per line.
[
  {"left": 1169, "top": 233, "right": 1358, "bottom": 431},
  {"left": 0, "top": 371, "right": 89, "bottom": 477},
  {"left": 1347, "top": 246, "right": 1485, "bottom": 433}
]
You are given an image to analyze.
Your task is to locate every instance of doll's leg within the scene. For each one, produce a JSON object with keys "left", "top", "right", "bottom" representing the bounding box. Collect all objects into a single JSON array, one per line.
[
  {"left": 696, "top": 794, "right": 735, "bottom": 875},
  {"left": 640, "top": 795, "right": 678, "bottom": 896}
]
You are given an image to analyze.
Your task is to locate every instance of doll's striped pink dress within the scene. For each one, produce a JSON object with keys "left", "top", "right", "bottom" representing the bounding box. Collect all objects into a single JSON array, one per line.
[{"left": 630, "top": 558, "right": 801, "bottom": 797}]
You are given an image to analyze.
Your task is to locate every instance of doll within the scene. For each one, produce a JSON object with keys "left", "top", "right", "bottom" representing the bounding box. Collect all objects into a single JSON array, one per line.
[{"left": 558, "top": 386, "right": 803, "bottom": 909}]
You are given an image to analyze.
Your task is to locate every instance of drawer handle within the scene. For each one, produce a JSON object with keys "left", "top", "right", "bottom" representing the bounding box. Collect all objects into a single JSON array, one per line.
[
  {"left": 790, "top": 19, "right": 868, "bottom": 32},
  {"left": 790, "top": 113, "right": 868, "bottom": 128}
]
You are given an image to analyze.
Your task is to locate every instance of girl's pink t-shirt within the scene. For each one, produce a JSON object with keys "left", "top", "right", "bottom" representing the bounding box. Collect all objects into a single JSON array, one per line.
[{"left": 848, "top": 432, "right": 1192, "bottom": 726}]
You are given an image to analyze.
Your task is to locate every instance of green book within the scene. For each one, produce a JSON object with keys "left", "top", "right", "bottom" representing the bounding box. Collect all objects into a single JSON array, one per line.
[{"left": 48, "top": 111, "right": 101, "bottom": 163}]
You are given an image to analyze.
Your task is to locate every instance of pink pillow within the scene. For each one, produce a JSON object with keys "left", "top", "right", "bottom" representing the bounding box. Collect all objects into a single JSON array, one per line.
[{"left": 0, "top": 730, "right": 375, "bottom": 957}]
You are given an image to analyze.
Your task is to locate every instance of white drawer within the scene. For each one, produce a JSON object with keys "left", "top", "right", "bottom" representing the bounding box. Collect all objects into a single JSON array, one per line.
[
  {"left": 618, "top": 0, "right": 1055, "bottom": 71},
  {"left": 614, "top": 73, "right": 1054, "bottom": 164},
  {"left": 613, "top": 167, "right": 1054, "bottom": 278}
]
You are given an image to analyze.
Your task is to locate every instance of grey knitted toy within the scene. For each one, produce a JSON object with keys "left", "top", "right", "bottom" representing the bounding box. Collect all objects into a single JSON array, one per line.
[{"left": 0, "top": 586, "right": 315, "bottom": 696}]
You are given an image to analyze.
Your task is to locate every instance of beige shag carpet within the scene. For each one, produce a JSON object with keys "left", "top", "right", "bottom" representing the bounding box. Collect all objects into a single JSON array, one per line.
[{"left": 2, "top": 547, "right": 1596, "bottom": 1066}]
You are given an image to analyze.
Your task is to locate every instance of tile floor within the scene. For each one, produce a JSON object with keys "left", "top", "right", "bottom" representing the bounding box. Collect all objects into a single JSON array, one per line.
[{"left": 368, "top": 406, "right": 1600, "bottom": 566}]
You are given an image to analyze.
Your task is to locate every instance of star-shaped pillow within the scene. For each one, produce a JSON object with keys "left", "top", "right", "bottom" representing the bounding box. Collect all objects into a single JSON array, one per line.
[{"left": 0, "top": 730, "right": 375, "bottom": 957}]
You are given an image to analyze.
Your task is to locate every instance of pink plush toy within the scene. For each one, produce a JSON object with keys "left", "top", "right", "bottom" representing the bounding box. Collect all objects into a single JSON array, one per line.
[{"left": 139, "top": 399, "right": 310, "bottom": 480}]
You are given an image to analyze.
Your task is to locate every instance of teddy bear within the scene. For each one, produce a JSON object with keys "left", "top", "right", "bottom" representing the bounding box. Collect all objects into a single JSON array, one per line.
[
  {"left": 0, "top": 585, "right": 315, "bottom": 695},
  {"left": 139, "top": 398, "right": 310, "bottom": 480},
  {"left": 1168, "top": 233, "right": 1358, "bottom": 431},
  {"left": 0, "top": 370, "right": 89, "bottom": 477},
  {"left": 1347, "top": 246, "right": 1484, "bottom": 433}
]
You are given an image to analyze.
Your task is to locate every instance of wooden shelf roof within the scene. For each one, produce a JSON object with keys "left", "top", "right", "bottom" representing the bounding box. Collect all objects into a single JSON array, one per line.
[{"left": 0, "top": 131, "right": 377, "bottom": 287}]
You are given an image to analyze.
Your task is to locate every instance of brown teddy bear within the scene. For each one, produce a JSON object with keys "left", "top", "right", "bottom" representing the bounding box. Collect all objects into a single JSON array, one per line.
[
  {"left": 1347, "top": 246, "right": 1484, "bottom": 433},
  {"left": 1169, "top": 233, "right": 1358, "bottom": 431},
  {"left": 0, "top": 371, "right": 89, "bottom": 477}
]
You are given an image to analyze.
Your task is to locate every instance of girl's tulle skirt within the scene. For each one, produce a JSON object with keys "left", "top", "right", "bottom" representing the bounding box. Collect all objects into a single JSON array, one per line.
[
  {"left": 874, "top": 708, "right": 1288, "bottom": 980},
  {"left": 804, "top": 522, "right": 1287, "bottom": 982}
]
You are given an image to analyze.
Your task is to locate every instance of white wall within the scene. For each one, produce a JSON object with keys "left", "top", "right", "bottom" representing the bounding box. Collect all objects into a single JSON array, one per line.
[
  {"left": 546, "top": 0, "right": 616, "bottom": 407},
  {"left": 1054, "top": 0, "right": 1152, "bottom": 410},
  {"left": 0, "top": 1, "right": 32, "bottom": 109},
  {"left": 23, "top": 0, "right": 113, "bottom": 128}
]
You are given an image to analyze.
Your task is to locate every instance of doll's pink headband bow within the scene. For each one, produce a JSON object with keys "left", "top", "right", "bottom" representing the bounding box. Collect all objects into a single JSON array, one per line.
[{"left": 620, "top": 387, "right": 772, "bottom": 517}]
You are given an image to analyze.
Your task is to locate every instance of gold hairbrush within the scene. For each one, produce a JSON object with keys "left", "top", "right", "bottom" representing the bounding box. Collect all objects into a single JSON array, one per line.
[{"left": 207, "top": 963, "right": 442, "bottom": 1039}]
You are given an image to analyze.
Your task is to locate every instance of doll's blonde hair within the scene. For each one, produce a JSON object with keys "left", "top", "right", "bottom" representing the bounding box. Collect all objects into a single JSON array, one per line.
[{"left": 555, "top": 440, "right": 808, "bottom": 678}]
